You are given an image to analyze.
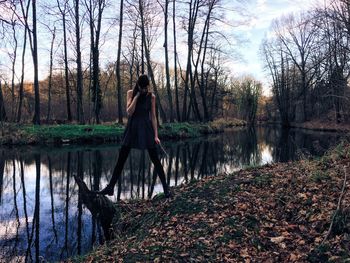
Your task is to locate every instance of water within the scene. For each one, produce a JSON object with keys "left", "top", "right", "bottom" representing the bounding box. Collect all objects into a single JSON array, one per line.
[{"left": 0, "top": 126, "right": 346, "bottom": 262}]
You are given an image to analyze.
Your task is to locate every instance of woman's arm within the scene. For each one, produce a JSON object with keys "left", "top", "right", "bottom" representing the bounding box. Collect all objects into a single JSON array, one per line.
[
  {"left": 126, "top": 90, "right": 140, "bottom": 116},
  {"left": 151, "top": 93, "right": 160, "bottom": 144}
]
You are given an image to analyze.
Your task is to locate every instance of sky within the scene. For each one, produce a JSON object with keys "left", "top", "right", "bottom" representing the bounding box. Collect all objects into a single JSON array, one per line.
[
  {"left": 0, "top": 0, "right": 327, "bottom": 96},
  {"left": 226, "top": 0, "right": 326, "bottom": 95}
]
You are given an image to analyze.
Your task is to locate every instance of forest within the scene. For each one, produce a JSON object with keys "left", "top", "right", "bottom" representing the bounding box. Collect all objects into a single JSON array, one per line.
[
  {"left": 1, "top": 1, "right": 350, "bottom": 262},
  {"left": 0, "top": 0, "right": 348, "bottom": 128},
  {"left": 0, "top": 0, "right": 259, "bottom": 126}
]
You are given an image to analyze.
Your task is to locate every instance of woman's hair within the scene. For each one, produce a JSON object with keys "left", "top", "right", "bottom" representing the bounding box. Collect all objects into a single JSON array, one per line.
[{"left": 132, "top": 74, "right": 150, "bottom": 99}]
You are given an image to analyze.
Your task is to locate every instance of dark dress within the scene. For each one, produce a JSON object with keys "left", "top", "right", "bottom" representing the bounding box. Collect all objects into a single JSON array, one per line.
[{"left": 122, "top": 92, "right": 156, "bottom": 150}]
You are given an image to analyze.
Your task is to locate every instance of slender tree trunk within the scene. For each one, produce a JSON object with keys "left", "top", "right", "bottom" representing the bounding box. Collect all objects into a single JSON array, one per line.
[
  {"left": 193, "top": 8, "right": 211, "bottom": 122},
  {"left": 62, "top": 7, "right": 72, "bottom": 122},
  {"left": 0, "top": 81, "right": 7, "bottom": 122},
  {"left": 75, "top": 0, "right": 84, "bottom": 124},
  {"left": 172, "top": 0, "right": 180, "bottom": 121},
  {"left": 182, "top": 1, "right": 192, "bottom": 121},
  {"left": 116, "top": 0, "right": 124, "bottom": 124},
  {"left": 183, "top": 0, "right": 200, "bottom": 121},
  {"left": 199, "top": 4, "right": 213, "bottom": 121},
  {"left": 210, "top": 69, "right": 218, "bottom": 118},
  {"left": 32, "top": 0, "right": 41, "bottom": 125},
  {"left": 11, "top": 20, "right": 18, "bottom": 121},
  {"left": 139, "top": 0, "right": 167, "bottom": 122},
  {"left": 47, "top": 27, "right": 56, "bottom": 122},
  {"left": 88, "top": 0, "right": 94, "bottom": 124},
  {"left": 88, "top": 0, "right": 104, "bottom": 124},
  {"left": 90, "top": 0, "right": 105, "bottom": 124},
  {"left": 129, "top": 24, "right": 137, "bottom": 90},
  {"left": 18, "top": 0, "right": 33, "bottom": 123},
  {"left": 17, "top": 2, "right": 29, "bottom": 123},
  {"left": 163, "top": 0, "right": 174, "bottom": 122}
]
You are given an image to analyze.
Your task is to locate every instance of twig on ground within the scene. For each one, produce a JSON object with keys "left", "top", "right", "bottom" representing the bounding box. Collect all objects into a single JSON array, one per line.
[{"left": 321, "top": 165, "right": 348, "bottom": 245}]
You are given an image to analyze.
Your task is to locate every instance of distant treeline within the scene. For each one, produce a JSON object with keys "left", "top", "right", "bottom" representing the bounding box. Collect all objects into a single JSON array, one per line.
[
  {"left": 262, "top": 0, "right": 350, "bottom": 126},
  {"left": 0, "top": 0, "right": 263, "bottom": 125}
]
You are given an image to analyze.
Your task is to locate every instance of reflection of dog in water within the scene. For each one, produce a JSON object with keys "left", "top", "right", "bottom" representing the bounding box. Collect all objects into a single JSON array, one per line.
[{"left": 73, "top": 175, "right": 119, "bottom": 241}]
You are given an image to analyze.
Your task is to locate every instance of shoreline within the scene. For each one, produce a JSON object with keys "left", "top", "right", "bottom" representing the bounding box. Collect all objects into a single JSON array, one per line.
[
  {"left": 261, "top": 120, "right": 350, "bottom": 133},
  {"left": 70, "top": 141, "right": 350, "bottom": 262},
  {"left": 0, "top": 118, "right": 246, "bottom": 146},
  {"left": 1, "top": 119, "right": 349, "bottom": 147}
]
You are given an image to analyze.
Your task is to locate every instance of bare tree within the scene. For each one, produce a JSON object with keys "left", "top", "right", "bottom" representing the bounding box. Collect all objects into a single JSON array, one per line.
[
  {"left": 261, "top": 39, "right": 293, "bottom": 126},
  {"left": 32, "top": 0, "right": 41, "bottom": 125},
  {"left": 158, "top": 0, "right": 174, "bottom": 122},
  {"left": 9, "top": 14, "right": 18, "bottom": 121},
  {"left": 74, "top": 0, "right": 85, "bottom": 124},
  {"left": 116, "top": 0, "right": 124, "bottom": 124},
  {"left": 172, "top": 0, "right": 180, "bottom": 121},
  {"left": 182, "top": 0, "right": 202, "bottom": 121},
  {"left": 47, "top": 27, "right": 56, "bottom": 122},
  {"left": 17, "top": 0, "right": 31, "bottom": 123},
  {"left": 57, "top": 0, "right": 72, "bottom": 122},
  {"left": 274, "top": 14, "right": 320, "bottom": 122},
  {"left": 138, "top": 0, "right": 167, "bottom": 122},
  {"left": 85, "top": 0, "right": 107, "bottom": 124}
]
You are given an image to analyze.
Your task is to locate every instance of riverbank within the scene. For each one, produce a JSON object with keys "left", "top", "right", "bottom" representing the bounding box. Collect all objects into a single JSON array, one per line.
[
  {"left": 0, "top": 118, "right": 246, "bottom": 146},
  {"left": 290, "top": 120, "right": 350, "bottom": 133},
  {"left": 72, "top": 141, "right": 350, "bottom": 262},
  {"left": 263, "top": 120, "right": 350, "bottom": 133}
]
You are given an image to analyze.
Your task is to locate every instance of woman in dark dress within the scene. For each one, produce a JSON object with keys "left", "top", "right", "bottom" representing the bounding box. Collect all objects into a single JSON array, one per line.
[{"left": 98, "top": 75, "right": 170, "bottom": 198}]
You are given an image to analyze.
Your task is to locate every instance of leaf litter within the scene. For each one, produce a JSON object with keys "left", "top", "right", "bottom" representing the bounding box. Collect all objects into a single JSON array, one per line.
[{"left": 71, "top": 142, "right": 350, "bottom": 262}]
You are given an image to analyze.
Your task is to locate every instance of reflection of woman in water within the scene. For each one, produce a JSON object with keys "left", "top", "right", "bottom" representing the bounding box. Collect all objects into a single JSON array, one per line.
[{"left": 98, "top": 74, "right": 171, "bottom": 198}]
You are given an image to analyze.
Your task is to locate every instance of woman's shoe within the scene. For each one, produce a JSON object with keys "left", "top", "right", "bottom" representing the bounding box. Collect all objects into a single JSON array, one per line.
[{"left": 97, "top": 185, "right": 114, "bottom": 196}]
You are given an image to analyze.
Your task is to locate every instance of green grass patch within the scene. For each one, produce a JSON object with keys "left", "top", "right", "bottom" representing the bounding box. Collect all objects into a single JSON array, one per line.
[
  {"left": 169, "top": 196, "right": 205, "bottom": 216},
  {"left": 160, "top": 122, "right": 202, "bottom": 138},
  {"left": 1, "top": 119, "right": 246, "bottom": 146},
  {"left": 310, "top": 171, "right": 331, "bottom": 183},
  {"left": 253, "top": 173, "right": 273, "bottom": 187},
  {"left": 23, "top": 124, "right": 124, "bottom": 140}
]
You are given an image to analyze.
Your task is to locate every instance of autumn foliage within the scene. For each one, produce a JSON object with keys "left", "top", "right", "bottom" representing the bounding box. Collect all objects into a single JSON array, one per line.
[{"left": 78, "top": 142, "right": 350, "bottom": 262}]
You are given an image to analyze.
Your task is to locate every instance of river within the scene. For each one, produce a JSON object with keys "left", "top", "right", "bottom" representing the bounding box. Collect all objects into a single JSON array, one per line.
[{"left": 0, "top": 126, "right": 346, "bottom": 262}]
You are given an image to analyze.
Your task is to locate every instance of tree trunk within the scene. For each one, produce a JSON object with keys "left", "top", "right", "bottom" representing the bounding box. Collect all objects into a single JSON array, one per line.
[
  {"left": 47, "top": 27, "right": 56, "bottom": 122},
  {"left": 182, "top": 0, "right": 200, "bottom": 121},
  {"left": 11, "top": 20, "right": 17, "bottom": 121},
  {"left": 116, "top": 0, "right": 124, "bottom": 124},
  {"left": 0, "top": 81, "right": 7, "bottom": 122},
  {"left": 172, "top": 0, "right": 180, "bottom": 122},
  {"left": 87, "top": 0, "right": 104, "bottom": 124},
  {"left": 163, "top": 0, "right": 174, "bottom": 122},
  {"left": 17, "top": 1, "right": 30, "bottom": 123},
  {"left": 139, "top": 0, "right": 167, "bottom": 123},
  {"left": 61, "top": 4, "right": 72, "bottom": 122},
  {"left": 75, "top": 0, "right": 84, "bottom": 124},
  {"left": 32, "top": 0, "right": 41, "bottom": 125},
  {"left": 199, "top": 5, "right": 212, "bottom": 121}
]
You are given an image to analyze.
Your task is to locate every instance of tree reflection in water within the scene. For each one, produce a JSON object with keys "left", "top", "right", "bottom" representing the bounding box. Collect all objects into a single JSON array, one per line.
[{"left": 0, "top": 127, "right": 345, "bottom": 262}]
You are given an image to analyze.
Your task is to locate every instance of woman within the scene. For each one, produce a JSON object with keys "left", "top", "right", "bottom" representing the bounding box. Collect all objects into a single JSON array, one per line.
[{"left": 98, "top": 74, "right": 171, "bottom": 198}]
